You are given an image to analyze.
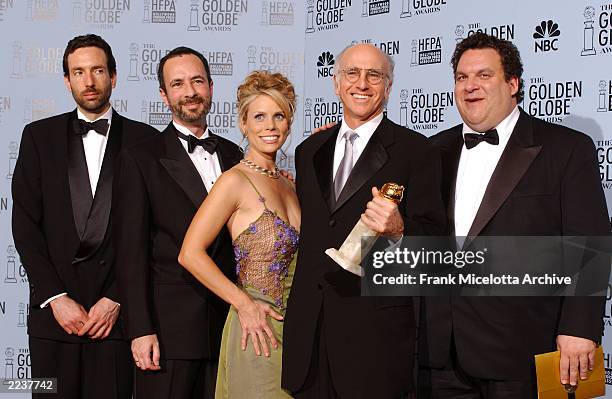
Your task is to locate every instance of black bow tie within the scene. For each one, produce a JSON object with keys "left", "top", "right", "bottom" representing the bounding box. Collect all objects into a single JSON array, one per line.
[
  {"left": 176, "top": 131, "right": 218, "bottom": 154},
  {"left": 464, "top": 129, "right": 499, "bottom": 149},
  {"left": 76, "top": 119, "right": 109, "bottom": 136}
]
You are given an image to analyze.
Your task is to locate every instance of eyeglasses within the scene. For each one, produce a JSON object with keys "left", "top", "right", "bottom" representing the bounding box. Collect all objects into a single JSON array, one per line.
[{"left": 337, "top": 67, "right": 386, "bottom": 85}]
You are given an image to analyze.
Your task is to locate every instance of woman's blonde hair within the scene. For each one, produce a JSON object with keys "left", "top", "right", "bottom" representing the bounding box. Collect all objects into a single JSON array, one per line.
[{"left": 237, "top": 70, "right": 297, "bottom": 134}]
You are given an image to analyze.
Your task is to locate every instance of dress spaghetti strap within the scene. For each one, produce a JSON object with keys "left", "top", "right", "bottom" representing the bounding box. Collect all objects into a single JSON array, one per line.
[{"left": 234, "top": 169, "right": 269, "bottom": 211}]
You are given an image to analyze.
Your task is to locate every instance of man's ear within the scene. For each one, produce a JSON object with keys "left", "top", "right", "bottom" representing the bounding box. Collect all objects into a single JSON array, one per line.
[
  {"left": 159, "top": 87, "right": 169, "bottom": 107},
  {"left": 384, "top": 80, "right": 392, "bottom": 102},
  {"left": 64, "top": 75, "right": 71, "bottom": 92},
  {"left": 508, "top": 76, "right": 519, "bottom": 97},
  {"left": 333, "top": 75, "right": 340, "bottom": 97}
]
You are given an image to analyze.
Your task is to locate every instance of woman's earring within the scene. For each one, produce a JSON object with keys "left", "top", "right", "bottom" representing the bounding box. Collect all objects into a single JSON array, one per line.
[
  {"left": 239, "top": 134, "right": 248, "bottom": 155},
  {"left": 278, "top": 148, "right": 288, "bottom": 163}
]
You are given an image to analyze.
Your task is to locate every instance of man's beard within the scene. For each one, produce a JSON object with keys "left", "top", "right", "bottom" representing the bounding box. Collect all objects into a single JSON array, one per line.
[
  {"left": 170, "top": 94, "right": 212, "bottom": 123},
  {"left": 72, "top": 86, "right": 112, "bottom": 114}
]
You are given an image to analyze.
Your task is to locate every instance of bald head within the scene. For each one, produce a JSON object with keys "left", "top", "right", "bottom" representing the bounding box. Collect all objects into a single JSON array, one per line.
[
  {"left": 335, "top": 43, "right": 394, "bottom": 85},
  {"left": 332, "top": 43, "right": 393, "bottom": 128}
]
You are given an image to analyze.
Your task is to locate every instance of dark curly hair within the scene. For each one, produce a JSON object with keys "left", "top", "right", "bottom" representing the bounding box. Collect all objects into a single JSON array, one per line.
[
  {"left": 63, "top": 34, "right": 116, "bottom": 77},
  {"left": 451, "top": 32, "right": 524, "bottom": 103}
]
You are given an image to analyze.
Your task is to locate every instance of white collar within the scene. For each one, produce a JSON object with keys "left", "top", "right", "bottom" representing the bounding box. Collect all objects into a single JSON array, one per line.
[
  {"left": 462, "top": 106, "right": 520, "bottom": 143},
  {"left": 337, "top": 112, "right": 384, "bottom": 142},
  {"left": 77, "top": 106, "right": 113, "bottom": 124},
  {"left": 173, "top": 121, "right": 210, "bottom": 139}
]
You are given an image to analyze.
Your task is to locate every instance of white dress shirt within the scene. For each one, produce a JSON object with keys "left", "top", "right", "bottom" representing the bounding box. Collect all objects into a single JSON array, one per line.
[
  {"left": 174, "top": 122, "right": 222, "bottom": 193},
  {"left": 79, "top": 107, "right": 112, "bottom": 195},
  {"left": 332, "top": 112, "right": 384, "bottom": 180},
  {"left": 41, "top": 107, "right": 113, "bottom": 308},
  {"left": 454, "top": 106, "right": 520, "bottom": 238}
]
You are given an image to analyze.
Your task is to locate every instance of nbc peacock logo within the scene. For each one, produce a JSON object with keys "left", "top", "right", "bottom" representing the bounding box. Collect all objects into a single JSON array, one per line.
[
  {"left": 533, "top": 20, "right": 560, "bottom": 53},
  {"left": 317, "top": 51, "right": 335, "bottom": 78}
]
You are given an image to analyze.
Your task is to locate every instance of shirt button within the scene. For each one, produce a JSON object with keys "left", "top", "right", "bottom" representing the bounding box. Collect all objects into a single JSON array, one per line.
[{"left": 329, "top": 219, "right": 336, "bottom": 227}]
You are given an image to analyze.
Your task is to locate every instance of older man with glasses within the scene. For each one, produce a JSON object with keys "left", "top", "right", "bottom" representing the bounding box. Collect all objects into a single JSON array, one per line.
[{"left": 281, "top": 43, "right": 446, "bottom": 399}]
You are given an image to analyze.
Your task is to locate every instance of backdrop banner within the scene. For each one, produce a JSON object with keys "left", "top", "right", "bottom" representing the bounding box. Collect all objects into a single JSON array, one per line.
[{"left": 1, "top": 1, "right": 611, "bottom": 396}]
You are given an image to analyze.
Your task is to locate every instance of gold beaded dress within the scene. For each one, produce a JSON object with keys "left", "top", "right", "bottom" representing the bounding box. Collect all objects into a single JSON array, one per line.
[{"left": 215, "top": 171, "right": 298, "bottom": 399}]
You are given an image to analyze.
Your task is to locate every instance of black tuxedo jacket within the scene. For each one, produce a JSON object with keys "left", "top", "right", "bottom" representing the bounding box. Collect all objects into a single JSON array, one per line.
[
  {"left": 114, "top": 123, "right": 242, "bottom": 360},
  {"left": 12, "top": 109, "right": 157, "bottom": 342},
  {"left": 421, "top": 109, "right": 610, "bottom": 380},
  {"left": 282, "top": 117, "right": 446, "bottom": 398}
]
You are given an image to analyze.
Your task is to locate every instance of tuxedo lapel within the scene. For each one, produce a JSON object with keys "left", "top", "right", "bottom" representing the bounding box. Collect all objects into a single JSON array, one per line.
[
  {"left": 67, "top": 111, "right": 93, "bottom": 240},
  {"left": 52, "top": 112, "right": 81, "bottom": 300},
  {"left": 467, "top": 111, "right": 542, "bottom": 237},
  {"left": 332, "top": 118, "right": 390, "bottom": 214},
  {"left": 73, "top": 111, "right": 122, "bottom": 263},
  {"left": 160, "top": 124, "right": 207, "bottom": 208},
  {"left": 205, "top": 133, "right": 240, "bottom": 259},
  {"left": 213, "top": 132, "right": 242, "bottom": 172},
  {"left": 439, "top": 127, "right": 463, "bottom": 235},
  {"left": 313, "top": 126, "right": 339, "bottom": 213}
]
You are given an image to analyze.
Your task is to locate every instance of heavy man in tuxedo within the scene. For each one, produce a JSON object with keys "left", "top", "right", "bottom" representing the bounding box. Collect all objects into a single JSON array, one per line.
[
  {"left": 281, "top": 43, "right": 446, "bottom": 398},
  {"left": 114, "top": 47, "right": 242, "bottom": 399},
  {"left": 420, "top": 32, "right": 609, "bottom": 398},
  {"left": 12, "top": 34, "right": 157, "bottom": 399}
]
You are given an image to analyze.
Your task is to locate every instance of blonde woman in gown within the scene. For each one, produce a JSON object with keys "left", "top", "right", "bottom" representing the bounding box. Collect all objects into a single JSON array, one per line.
[{"left": 179, "top": 71, "right": 299, "bottom": 399}]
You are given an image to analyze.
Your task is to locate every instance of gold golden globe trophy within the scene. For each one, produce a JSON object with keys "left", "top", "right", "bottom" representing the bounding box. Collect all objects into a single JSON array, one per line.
[{"left": 325, "top": 183, "right": 404, "bottom": 276}]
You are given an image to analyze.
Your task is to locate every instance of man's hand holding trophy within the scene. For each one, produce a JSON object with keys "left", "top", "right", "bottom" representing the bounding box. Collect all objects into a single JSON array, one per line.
[{"left": 325, "top": 183, "right": 404, "bottom": 276}]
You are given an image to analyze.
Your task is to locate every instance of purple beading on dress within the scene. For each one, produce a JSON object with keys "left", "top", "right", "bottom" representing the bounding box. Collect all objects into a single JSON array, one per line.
[{"left": 232, "top": 208, "right": 298, "bottom": 309}]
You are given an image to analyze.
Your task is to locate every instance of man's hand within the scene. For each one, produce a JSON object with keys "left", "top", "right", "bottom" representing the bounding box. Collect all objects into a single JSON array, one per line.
[
  {"left": 132, "top": 334, "right": 161, "bottom": 371},
  {"left": 280, "top": 122, "right": 336, "bottom": 183},
  {"left": 313, "top": 122, "right": 337, "bottom": 134},
  {"left": 77, "top": 297, "right": 120, "bottom": 339},
  {"left": 49, "top": 295, "right": 88, "bottom": 335},
  {"left": 361, "top": 187, "right": 404, "bottom": 240},
  {"left": 283, "top": 122, "right": 337, "bottom": 180},
  {"left": 557, "top": 334, "right": 597, "bottom": 386},
  {"left": 280, "top": 169, "right": 295, "bottom": 182}
]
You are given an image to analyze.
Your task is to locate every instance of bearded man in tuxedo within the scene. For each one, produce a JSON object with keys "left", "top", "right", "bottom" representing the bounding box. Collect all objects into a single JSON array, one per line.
[
  {"left": 12, "top": 34, "right": 157, "bottom": 399},
  {"left": 114, "top": 47, "right": 242, "bottom": 399}
]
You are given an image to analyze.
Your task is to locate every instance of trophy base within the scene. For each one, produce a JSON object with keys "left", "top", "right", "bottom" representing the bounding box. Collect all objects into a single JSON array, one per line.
[
  {"left": 306, "top": 27, "right": 315, "bottom": 33},
  {"left": 325, "top": 248, "right": 363, "bottom": 277},
  {"left": 581, "top": 49, "right": 596, "bottom": 56},
  {"left": 187, "top": 26, "right": 201, "bottom": 32},
  {"left": 400, "top": 11, "right": 412, "bottom": 18}
]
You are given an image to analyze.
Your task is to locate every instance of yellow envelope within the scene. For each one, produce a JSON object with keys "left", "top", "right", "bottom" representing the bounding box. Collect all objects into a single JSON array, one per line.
[{"left": 535, "top": 346, "right": 605, "bottom": 399}]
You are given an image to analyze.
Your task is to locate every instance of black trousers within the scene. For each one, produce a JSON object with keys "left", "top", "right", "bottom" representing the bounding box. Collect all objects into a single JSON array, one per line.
[
  {"left": 134, "top": 359, "right": 217, "bottom": 399},
  {"left": 29, "top": 336, "right": 132, "bottom": 399},
  {"left": 420, "top": 342, "right": 536, "bottom": 399},
  {"left": 292, "top": 298, "right": 340, "bottom": 399},
  {"left": 292, "top": 307, "right": 415, "bottom": 399}
]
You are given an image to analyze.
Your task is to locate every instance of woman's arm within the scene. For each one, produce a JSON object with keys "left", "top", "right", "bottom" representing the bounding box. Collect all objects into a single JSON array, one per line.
[{"left": 178, "top": 170, "right": 282, "bottom": 357}]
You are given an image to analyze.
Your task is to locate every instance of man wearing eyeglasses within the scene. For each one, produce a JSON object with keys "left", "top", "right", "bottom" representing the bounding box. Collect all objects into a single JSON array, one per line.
[{"left": 282, "top": 43, "right": 446, "bottom": 398}]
